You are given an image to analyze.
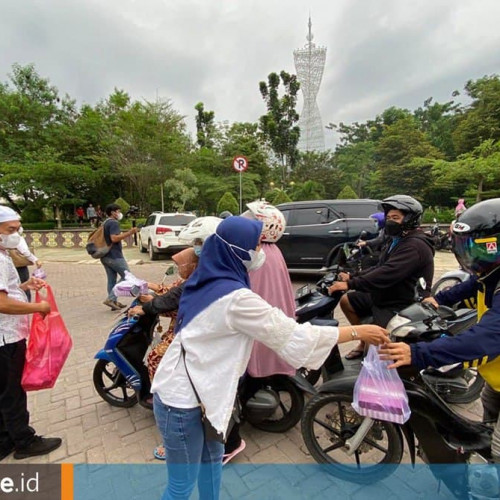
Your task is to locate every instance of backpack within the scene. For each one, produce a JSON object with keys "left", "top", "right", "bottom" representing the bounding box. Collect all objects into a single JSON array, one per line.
[{"left": 86, "top": 219, "right": 112, "bottom": 259}]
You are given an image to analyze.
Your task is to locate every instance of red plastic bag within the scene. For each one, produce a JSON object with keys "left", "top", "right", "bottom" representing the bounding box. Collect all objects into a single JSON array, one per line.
[
  {"left": 352, "top": 345, "right": 410, "bottom": 424},
  {"left": 21, "top": 285, "right": 73, "bottom": 391}
]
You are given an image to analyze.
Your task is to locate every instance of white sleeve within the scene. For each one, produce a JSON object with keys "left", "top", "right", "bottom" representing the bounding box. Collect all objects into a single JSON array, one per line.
[
  {"left": 17, "top": 238, "right": 38, "bottom": 264},
  {"left": 227, "top": 289, "right": 338, "bottom": 370}
]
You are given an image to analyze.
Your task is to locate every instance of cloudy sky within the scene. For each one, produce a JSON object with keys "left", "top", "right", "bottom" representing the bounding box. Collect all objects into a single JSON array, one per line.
[{"left": 2, "top": 0, "right": 500, "bottom": 148}]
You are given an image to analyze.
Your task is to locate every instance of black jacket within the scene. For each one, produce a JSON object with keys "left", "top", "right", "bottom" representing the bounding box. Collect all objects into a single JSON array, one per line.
[
  {"left": 142, "top": 283, "right": 184, "bottom": 316},
  {"left": 348, "top": 229, "right": 435, "bottom": 309}
]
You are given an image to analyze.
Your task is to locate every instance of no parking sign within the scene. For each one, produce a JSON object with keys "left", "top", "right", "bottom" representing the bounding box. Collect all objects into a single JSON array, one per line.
[{"left": 232, "top": 156, "right": 248, "bottom": 173}]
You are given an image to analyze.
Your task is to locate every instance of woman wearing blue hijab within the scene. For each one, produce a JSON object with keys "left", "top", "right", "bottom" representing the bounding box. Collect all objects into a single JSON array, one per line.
[{"left": 152, "top": 216, "right": 388, "bottom": 500}]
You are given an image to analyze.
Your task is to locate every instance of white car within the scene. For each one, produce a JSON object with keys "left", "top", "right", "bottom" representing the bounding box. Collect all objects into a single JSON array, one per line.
[{"left": 139, "top": 212, "right": 196, "bottom": 260}]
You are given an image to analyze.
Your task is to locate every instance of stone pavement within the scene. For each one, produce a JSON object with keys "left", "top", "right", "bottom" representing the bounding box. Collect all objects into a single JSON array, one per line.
[{"left": 2, "top": 248, "right": 480, "bottom": 468}]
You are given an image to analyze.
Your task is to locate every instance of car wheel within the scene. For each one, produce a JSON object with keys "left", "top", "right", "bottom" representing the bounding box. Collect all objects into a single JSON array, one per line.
[
  {"left": 138, "top": 235, "right": 147, "bottom": 253},
  {"left": 148, "top": 240, "right": 159, "bottom": 261}
]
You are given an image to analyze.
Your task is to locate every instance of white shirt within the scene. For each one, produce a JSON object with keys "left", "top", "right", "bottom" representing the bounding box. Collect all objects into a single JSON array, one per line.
[
  {"left": 151, "top": 288, "right": 338, "bottom": 437},
  {"left": 17, "top": 237, "right": 38, "bottom": 264},
  {"left": 0, "top": 251, "right": 29, "bottom": 346}
]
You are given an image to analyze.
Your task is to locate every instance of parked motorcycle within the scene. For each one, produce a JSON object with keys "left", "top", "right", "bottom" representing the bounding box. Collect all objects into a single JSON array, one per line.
[
  {"left": 300, "top": 301, "right": 489, "bottom": 496},
  {"left": 426, "top": 218, "right": 452, "bottom": 251}
]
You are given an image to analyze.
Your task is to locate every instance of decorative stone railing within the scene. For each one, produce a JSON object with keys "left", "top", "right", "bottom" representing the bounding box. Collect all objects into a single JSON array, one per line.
[{"left": 23, "top": 230, "right": 136, "bottom": 249}]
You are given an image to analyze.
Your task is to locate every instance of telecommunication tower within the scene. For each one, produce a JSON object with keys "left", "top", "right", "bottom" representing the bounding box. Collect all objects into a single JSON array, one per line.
[{"left": 293, "top": 17, "right": 327, "bottom": 151}]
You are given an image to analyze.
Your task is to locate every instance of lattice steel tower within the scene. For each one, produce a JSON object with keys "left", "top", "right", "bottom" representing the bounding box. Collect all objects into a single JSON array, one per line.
[{"left": 294, "top": 17, "right": 327, "bottom": 151}]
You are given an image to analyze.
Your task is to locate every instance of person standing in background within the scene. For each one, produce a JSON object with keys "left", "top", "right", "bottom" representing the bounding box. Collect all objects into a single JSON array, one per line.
[
  {"left": 75, "top": 206, "right": 84, "bottom": 226},
  {"left": 86, "top": 204, "right": 97, "bottom": 228},
  {"left": 101, "top": 203, "right": 138, "bottom": 311}
]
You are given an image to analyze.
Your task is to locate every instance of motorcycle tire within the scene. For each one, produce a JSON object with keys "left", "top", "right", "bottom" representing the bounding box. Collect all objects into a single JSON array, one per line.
[
  {"left": 249, "top": 378, "right": 304, "bottom": 433},
  {"left": 93, "top": 359, "right": 138, "bottom": 408},
  {"left": 301, "top": 392, "right": 403, "bottom": 484},
  {"left": 440, "top": 369, "right": 484, "bottom": 405},
  {"left": 431, "top": 277, "right": 463, "bottom": 296}
]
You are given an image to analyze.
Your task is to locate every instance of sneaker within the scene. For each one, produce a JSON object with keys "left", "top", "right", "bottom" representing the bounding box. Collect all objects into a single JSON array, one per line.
[
  {"left": 103, "top": 299, "right": 121, "bottom": 311},
  {"left": 222, "top": 439, "right": 246, "bottom": 465},
  {"left": 114, "top": 301, "right": 127, "bottom": 309},
  {"left": 14, "top": 436, "right": 62, "bottom": 460}
]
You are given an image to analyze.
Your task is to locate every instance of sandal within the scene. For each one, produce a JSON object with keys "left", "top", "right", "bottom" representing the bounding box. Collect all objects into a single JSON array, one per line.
[
  {"left": 153, "top": 445, "right": 166, "bottom": 460},
  {"left": 345, "top": 348, "right": 364, "bottom": 360},
  {"left": 222, "top": 439, "right": 246, "bottom": 465}
]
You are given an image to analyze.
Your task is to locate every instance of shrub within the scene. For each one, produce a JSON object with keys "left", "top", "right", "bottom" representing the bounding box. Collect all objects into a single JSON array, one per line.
[
  {"left": 217, "top": 192, "right": 239, "bottom": 215},
  {"left": 337, "top": 185, "right": 358, "bottom": 199}
]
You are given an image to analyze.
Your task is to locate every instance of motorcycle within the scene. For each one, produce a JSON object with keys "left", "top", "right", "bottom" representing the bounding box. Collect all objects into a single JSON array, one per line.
[
  {"left": 426, "top": 218, "right": 451, "bottom": 251},
  {"left": 431, "top": 268, "right": 471, "bottom": 296},
  {"left": 296, "top": 265, "right": 481, "bottom": 404},
  {"left": 300, "top": 301, "right": 490, "bottom": 496},
  {"left": 93, "top": 299, "right": 314, "bottom": 434}
]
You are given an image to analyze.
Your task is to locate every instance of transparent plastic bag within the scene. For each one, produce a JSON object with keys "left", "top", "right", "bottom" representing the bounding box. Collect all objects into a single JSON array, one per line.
[
  {"left": 112, "top": 271, "right": 148, "bottom": 297},
  {"left": 352, "top": 345, "right": 410, "bottom": 424}
]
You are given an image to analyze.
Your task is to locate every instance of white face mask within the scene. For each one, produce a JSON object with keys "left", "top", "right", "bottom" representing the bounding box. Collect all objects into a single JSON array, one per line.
[
  {"left": 215, "top": 233, "right": 266, "bottom": 272},
  {"left": 0, "top": 232, "right": 21, "bottom": 249},
  {"left": 116, "top": 212, "right": 124, "bottom": 221}
]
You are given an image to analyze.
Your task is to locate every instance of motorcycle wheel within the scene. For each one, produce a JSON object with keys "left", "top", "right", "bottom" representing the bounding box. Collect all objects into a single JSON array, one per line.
[
  {"left": 249, "top": 378, "right": 304, "bottom": 433},
  {"left": 93, "top": 359, "right": 138, "bottom": 408},
  {"left": 431, "top": 277, "right": 462, "bottom": 296},
  {"left": 440, "top": 369, "right": 484, "bottom": 405},
  {"left": 301, "top": 392, "right": 403, "bottom": 484}
]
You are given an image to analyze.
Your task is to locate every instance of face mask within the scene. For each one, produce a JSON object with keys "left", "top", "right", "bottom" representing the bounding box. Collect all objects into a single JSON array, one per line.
[
  {"left": 193, "top": 245, "right": 202, "bottom": 257},
  {"left": 385, "top": 220, "right": 403, "bottom": 237},
  {"left": 215, "top": 233, "right": 266, "bottom": 271},
  {"left": 0, "top": 232, "right": 21, "bottom": 249},
  {"left": 116, "top": 212, "right": 124, "bottom": 221}
]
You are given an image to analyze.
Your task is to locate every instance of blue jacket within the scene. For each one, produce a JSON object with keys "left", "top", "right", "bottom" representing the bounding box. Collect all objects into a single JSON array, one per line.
[{"left": 411, "top": 267, "right": 500, "bottom": 389}]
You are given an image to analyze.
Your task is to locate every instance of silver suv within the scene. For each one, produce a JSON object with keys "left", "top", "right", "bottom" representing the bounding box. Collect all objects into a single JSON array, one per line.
[{"left": 139, "top": 212, "right": 196, "bottom": 260}]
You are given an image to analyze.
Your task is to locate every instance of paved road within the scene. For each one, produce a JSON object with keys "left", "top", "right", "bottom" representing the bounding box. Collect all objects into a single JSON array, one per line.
[{"left": 2, "top": 247, "right": 480, "bottom": 467}]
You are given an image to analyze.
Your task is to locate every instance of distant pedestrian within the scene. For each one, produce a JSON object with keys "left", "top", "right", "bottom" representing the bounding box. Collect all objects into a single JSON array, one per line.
[
  {"left": 75, "top": 206, "right": 84, "bottom": 226},
  {"left": 455, "top": 198, "right": 466, "bottom": 218},
  {"left": 0, "top": 206, "right": 62, "bottom": 461},
  {"left": 86, "top": 204, "right": 97, "bottom": 228},
  {"left": 95, "top": 205, "right": 104, "bottom": 227},
  {"left": 101, "top": 203, "right": 139, "bottom": 311}
]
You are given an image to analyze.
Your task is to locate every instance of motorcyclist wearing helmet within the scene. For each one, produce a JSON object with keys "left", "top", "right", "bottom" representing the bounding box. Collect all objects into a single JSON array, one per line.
[
  {"left": 357, "top": 211, "right": 388, "bottom": 252},
  {"left": 329, "top": 195, "right": 435, "bottom": 359},
  {"left": 381, "top": 199, "right": 500, "bottom": 461},
  {"left": 177, "top": 216, "right": 222, "bottom": 257},
  {"left": 219, "top": 211, "right": 233, "bottom": 219}
]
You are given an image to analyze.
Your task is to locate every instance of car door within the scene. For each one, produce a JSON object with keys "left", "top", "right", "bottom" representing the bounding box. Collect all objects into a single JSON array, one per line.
[
  {"left": 140, "top": 215, "right": 156, "bottom": 247},
  {"left": 280, "top": 205, "right": 347, "bottom": 269}
]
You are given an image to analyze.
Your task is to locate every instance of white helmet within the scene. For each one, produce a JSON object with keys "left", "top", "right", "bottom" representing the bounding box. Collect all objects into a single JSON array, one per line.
[
  {"left": 244, "top": 201, "right": 286, "bottom": 243},
  {"left": 178, "top": 216, "right": 222, "bottom": 244}
]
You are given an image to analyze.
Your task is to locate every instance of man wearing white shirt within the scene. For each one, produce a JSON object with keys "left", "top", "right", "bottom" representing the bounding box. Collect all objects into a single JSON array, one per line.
[{"left": 0, "top": 206, "right": 62, "bottom": 461}]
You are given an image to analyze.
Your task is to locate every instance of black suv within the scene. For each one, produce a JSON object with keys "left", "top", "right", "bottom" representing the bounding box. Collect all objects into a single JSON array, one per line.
[{"left": 276, "top": 199, "right": 381, "bottom": 271}]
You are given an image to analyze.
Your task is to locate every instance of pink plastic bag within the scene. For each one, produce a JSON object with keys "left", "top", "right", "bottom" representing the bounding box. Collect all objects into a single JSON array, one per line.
[
  {"left": 21, "top": 285, "right": 73, "bottom": 391},
  {"left": 352, "top": 345, "right": 410, "bottom": 424}
]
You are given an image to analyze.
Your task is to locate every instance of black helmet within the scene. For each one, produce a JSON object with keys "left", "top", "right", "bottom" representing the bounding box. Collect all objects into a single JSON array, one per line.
[
  {"left": 218, "top": 211, "right": 233, "bottom": 219},
  {"left": 452, "top": 198, "right": 500, "bottom": 275},
  {"left": 381, "top": 195, "right": 423, "bottom": 230}
]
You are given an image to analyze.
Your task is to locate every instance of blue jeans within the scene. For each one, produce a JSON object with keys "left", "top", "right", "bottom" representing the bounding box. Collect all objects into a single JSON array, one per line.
[
  {"left": 153, "top": 394, "right": 224, "bottom": 500},
  {"left": 100, "top": 256, "right": 129, "bottom": 301}
]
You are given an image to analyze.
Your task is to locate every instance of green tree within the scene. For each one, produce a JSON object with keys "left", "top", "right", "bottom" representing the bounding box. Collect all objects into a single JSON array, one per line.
[
  {"left": 217, "top": 191, "right": 239, "bottom": 215},
  {"left": 270, "top": 189, "right": 292, "bottom": 205},
  {"left": 432, "top": 139, "right": 500, "bottom": 202},
  {"left": 337, "top": 185, "right": 358, "bottom": 199},
  {"left": 291, "top": 180, "right": 324, "bottom": 201},
  {"left": 259, "top": 71, "right": 300, "bottom": 187},
  {"left": 164, "top": 168, "right": 199, "bottom": 211},
  {"left": 194, "top": 102, "right": 216, "bottom": 149},
  {"left": 453, "top": 76, "right": 500, "bottom": 155}
]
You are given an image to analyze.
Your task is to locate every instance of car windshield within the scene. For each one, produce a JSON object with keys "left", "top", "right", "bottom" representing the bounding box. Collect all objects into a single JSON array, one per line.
[{"left": 158, "top": 215, "right": 195, "bottom": 226}]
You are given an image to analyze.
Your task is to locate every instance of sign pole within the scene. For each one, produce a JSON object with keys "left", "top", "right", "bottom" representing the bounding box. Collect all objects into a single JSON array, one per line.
[{"left": 232, "top": 155, "right": 249, "bottom": 215}]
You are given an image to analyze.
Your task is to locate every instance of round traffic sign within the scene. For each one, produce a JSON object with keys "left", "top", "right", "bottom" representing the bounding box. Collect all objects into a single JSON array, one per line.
[{"left": 232, "top": 155, "right": 248, "bottom": 173}]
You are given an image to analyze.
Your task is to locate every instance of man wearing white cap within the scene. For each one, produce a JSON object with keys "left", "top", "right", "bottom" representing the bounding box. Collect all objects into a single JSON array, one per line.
[{"left": 0, "top": 206, "right": 62, "bottom": 461}]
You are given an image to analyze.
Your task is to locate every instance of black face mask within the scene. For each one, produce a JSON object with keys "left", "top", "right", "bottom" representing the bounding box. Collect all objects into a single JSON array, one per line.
[{"left": 385, "top": 220, "right": 403, "bottom": 237}]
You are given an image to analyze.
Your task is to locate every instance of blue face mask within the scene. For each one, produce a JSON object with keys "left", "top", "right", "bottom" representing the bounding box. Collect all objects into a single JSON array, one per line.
[{"left": 193, "top": 245, "right": 202, "bottom": 257}]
